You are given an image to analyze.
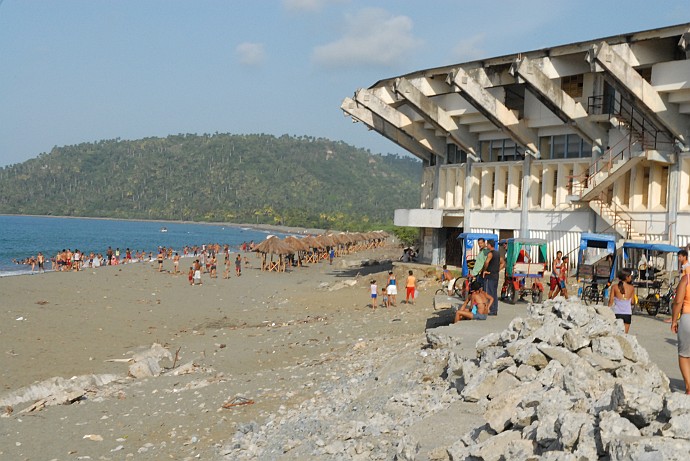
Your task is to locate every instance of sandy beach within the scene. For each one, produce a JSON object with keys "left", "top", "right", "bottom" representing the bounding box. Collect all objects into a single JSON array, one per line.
[{"left": 0, "top": 242, "right": 684, "bottom": 460}]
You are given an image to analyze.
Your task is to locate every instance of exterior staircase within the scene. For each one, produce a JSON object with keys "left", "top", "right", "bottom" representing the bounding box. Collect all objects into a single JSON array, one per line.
[
  {"left": 576, "top": 92, "right": 677, "bottom": 239},
  {"left": 588, "top": 197, "right": 643, "bottom": 240}
]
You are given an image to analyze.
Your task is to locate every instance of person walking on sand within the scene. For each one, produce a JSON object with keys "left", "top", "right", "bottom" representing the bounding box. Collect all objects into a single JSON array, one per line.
[
  {"left": 671, "top": 271, "right": 690, "bottom": 394},
  {"left": 173, "top": 252, "right": 180, "bottom": 274},
  {"left": 386, "top": 271, "right": 398, "bottom": 306},
  {"left": 235, "top": 254, "right": 242, "bottom": 277},
  {"left": 210, "top": 254, "right": 218, "bottom": 278},
  {"left": 405, "top": 270, "right": 417, "bottom": 305},
  {"left": 370, "top": 279, "right": 378, "bottom": 309},
  {"left": 381, "top": 286, "right": 389, "bottom": 308},
  {"left": 157, "top": 250, "right": 164, "bottom": 272},
  {"left": 609, "top": 268, "right": 634, "bottom": 334},
  {"left": 223, "top": 254, "right": 231, "bottom": 279},
  {"left": 37, "top": 252, "right": 45, "bottom": 273}
]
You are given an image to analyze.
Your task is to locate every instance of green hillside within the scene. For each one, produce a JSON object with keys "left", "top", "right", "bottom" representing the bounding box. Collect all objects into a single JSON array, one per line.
[{"left": 0, "top": 133, "right": 421, "bottom": 230}]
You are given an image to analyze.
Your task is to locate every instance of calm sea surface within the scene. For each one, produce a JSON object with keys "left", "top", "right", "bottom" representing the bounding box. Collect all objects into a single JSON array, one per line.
[{"left": 0, "top": 215, "right": 287, "bottom": 276}]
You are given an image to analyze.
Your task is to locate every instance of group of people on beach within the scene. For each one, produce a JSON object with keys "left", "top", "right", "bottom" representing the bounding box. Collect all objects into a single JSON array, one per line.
[{"left": 369, "top": 269, "right": 417, "bottom": 309}]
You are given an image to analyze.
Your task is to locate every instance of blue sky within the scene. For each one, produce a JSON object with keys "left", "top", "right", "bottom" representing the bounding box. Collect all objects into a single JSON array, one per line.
[{"left": 0, "top": 0, "right": 687, "bottom": 167}]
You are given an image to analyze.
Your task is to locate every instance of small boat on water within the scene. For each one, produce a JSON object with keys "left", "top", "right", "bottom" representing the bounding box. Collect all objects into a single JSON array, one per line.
[{"left": 160, "top": 227, "right": 168, "bottom": 233}]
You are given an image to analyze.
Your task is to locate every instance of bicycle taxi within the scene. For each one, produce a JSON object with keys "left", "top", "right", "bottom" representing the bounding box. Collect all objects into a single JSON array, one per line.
[
  {"left": 452, "top": 232, "right": 498, "bottom": 299},
  {"left": 500, "top": 238, "right": 548, "bottom": 304},
  {"left": 576, "top": 233, "right": 617, "bottom": 305},
  {"left": 619, "top": 241, "right": 679, "bottom": 316}
]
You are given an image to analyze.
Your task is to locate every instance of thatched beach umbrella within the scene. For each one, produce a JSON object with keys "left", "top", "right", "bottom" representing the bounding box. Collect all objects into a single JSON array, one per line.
[
  {"left": 283, "top": 236, "right": 310, "bottom": 252},
  {"left": 253, "top": 236, "right": 293, "bottom": 272}
]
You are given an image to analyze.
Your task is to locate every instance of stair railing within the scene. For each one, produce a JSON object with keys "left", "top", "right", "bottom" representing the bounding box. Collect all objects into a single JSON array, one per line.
[{"left": 591, "top": 192, "right": 635, "bottom": 239}]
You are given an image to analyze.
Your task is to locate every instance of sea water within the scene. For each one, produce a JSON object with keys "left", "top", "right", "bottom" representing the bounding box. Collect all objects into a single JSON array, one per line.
[{"left": 0, "top": 215, "right": 287, "bottom": 276}]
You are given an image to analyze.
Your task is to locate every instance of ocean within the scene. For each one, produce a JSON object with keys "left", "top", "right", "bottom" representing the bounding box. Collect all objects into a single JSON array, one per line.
[{"left": 0, "top": 215, "right": 288, "bottom": 276}]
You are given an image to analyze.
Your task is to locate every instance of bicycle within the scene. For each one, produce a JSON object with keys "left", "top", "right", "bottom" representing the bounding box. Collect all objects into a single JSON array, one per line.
[
  {"left": 434, "top": 277, "right": 469, "bottom": 299},
  {"left": 581, "top": 279, "right": 609, "bottom": 306}
]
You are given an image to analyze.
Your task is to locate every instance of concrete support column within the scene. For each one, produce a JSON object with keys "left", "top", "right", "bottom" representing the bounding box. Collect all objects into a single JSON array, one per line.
[
  {"left": 520, "top": 155, "right": 532, "bottom": 237},
  {"left": 668, "top": 159, "right": 680, "bottom": 244},
  {"left": 431, "top": 161, "right": 441, "bottom": 209},
  {"left": 464, "top": 159, "right": 474, "bottom": 231}
]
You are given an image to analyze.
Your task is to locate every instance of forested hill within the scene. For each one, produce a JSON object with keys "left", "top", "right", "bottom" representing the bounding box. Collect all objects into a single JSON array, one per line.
[{"left": 0, "top": 134, "right": 421, "bottom": 230}]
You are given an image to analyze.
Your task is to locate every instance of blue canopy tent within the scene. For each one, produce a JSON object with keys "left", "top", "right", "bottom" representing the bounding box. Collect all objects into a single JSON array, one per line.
[
  {"left": 577, "top": 233, "right": 617, "bottom": 283},
  {"left": 456, "top": 232, "right": 498, "bottom": 277},
  {"left": 621, "top": 241, "right": 680, "bottom": 281}
]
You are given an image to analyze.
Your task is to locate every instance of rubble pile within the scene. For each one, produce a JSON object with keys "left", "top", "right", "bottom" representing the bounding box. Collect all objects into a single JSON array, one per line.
[{"left": 447, "top": 299, "right": 690, "bottom": 460}]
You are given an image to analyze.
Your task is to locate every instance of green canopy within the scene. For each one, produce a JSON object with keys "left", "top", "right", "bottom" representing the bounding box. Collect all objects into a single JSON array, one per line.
[{"left": 505, "top": 238, "right": 548, "bottom": 277}]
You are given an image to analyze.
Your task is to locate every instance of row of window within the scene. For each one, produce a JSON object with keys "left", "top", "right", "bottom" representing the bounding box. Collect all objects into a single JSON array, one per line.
[{"left": 436, "top": 133, "right": 593, "bottom": 166}]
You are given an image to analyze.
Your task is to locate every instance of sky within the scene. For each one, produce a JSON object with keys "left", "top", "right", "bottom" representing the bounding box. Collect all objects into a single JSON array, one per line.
[{"left": 0, "top": 0, "right": 688, "bottom": 167}]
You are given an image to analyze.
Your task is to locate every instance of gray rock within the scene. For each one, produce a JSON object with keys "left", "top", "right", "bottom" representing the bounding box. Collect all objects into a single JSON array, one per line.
[
  {"left": 395, "top": 435, "right": 419, "bottom": 461},
  {"left": 613, "top": 334, "right": 651, "bottom": 364},
  {"left": 449, "top": 429, "right": 523, "bottom": 461},
  {"left": 577, "top": 347, "right": 621, "bottom": 372},
  {"left": 591, "top": 336, "right": 625, "bottom": 361},
  {"left": 515, "top": 364, "right": 538, "bottom": 382},
  {"left": 484, "top": 381, "right": 543, "bottom": 433},
  {"left": 460, "top": 368, "right": 497, "bottom": 403},
  {"left": 487, "top": 371, "right": 521, "bottom": 401},
  {"left": 479, "top": 346, "right": 508, "bottom": 366},
  {"left": 563, "top": 328, "right": 591, "bottom": 352},
  {"left": 663, "top": 413, "right": 690, "bottom": 439},
  {"left": 611, "top": 383, "right": 664, "bottom": 428},
  {"left": 513, "top": 343, "right": 549, "bottom": 369},
  {"left": 535, "top": 360, "right": 565, "bottom": 389},
  {"left": 598, "top": 410, "right": 641, "bottom": 451},
  {"left": 555, "top": 411, "right": 593, "bottom": 450},
  {"left": 615, "top": 363, "right": 670, "bottom": 394},
  {"left": 607, "top": 436, "right": 690, "bottom": 461},
  {"left": 475, "top": 332, "right": 503, "bottom": 353},
  {"left": 426, "top": 324, "right": 463, "bottom": 349},
  {"left": 537, "top": 344, "right": 579, "bottom": 366},
  {"left": 664, "top": 392, "right": 690, "bottom": 417}
]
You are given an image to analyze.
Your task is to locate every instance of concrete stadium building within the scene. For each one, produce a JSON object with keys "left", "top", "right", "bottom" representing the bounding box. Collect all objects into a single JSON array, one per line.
[{"left": 342, "top": 23, "right": 690, "bottom": 266}]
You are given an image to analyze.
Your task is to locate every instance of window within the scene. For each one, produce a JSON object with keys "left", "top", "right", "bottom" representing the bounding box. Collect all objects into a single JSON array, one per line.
[
  {"left": 561, "top": 74, "right": 584, "bottom": 98},
  {"left": 479, "top": 139, "right": 523, "bottom": 162},
  {"left": 538, "top": 134, "right": 592, "bottom": 159},
  {"left": 446, "top": 144, "right": 467, "bottom": 164}
]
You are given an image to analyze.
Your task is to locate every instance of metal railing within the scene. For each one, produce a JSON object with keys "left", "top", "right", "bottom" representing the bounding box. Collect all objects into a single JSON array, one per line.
[{"left": 590, "top": 193, "right": 635, "bottom": 239}]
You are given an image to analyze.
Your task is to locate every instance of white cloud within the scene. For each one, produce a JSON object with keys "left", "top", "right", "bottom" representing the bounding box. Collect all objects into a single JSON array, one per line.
[
  {"left": 235, "top": 42, "right": 266, "bottom": 66},
  {"left": 450, "top": 33, "right": 487, "bottom": 62},
  {"left": 283, "top": 0, "right": 348, "bottom": 13},
  {"left": 312, "top": 8, "right": 423, "bottom": 69}
]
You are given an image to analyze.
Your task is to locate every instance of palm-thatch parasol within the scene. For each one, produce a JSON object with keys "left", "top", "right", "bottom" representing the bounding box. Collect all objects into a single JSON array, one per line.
[
  {"left": 283, "top": 236, "right": 310, "bottom": 252},
  {"left": 253, "top": 236, "right": 294, "bottom": 255},
  {"left": 253, "top": 236, "right": 293, "bottom": 272}
]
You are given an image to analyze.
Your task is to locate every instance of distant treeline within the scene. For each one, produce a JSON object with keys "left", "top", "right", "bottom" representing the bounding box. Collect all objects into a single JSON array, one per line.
[{"left": 0, "top": 133, "right": 421, "bottom": 231}]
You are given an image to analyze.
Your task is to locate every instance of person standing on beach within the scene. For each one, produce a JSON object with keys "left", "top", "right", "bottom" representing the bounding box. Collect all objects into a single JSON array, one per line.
[
  {"left": 370, "top": 279, "right": 378, "bottom": 309},
  {"left": 481, "top": 239, "right": 501, "bottom": 316},
  {"left": 549, "top": 251, "right": 563, "bottom": 299},
  {"left": 405, "top": 270, "right": 417, "bottom": 305},
  {"left": 188, "top": 266, "right": 194, "bottom": 286},
  {"left": 235, "top": 254, "right": 242, "bottom": 277},
  {"left": 386, "top": 271, "right": 397, "bottom": 306},
  {"left": 329, "top": 247, "right": 335, "bottom": 265},
  {"left": 210, "top": 254, "right": 218, "bottom": 278},
  {"left": 193, "top": 259, "right": 202, "bottom": 285},
  {"left": 157, "top": 250, "right": 164, "bottom": 272},
  {"left": 559, "top": 256, "right": 570, "bottom": 299},
  {"left": 106, "top": 246, "right": 113, "bottom": 265}
]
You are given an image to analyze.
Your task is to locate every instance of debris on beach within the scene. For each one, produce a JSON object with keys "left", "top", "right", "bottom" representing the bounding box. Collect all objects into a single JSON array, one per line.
[
  {"left": 222, "top": 396, "right": 255, "bottom": 409},
  {"left": 446, "top": 298, "right": 690, "bottom": 460}
]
